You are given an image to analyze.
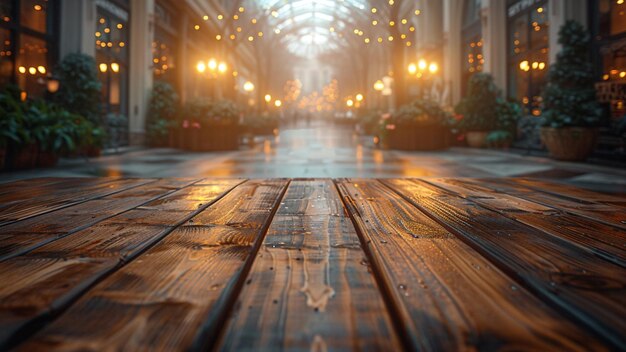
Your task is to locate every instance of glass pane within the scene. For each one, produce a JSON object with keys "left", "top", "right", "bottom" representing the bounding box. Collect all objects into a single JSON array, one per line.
[
  {"left": 16, "top": 34, "right": 48, "bottom": 97},
  {"left": 0, "top": 1, "right": 12, "bottom": 25},
  {"left": 0, "top": 28, "right": 13, "bottom": 87},
  {"left": 610, "top": 0, "right": 626, "bottom": 35},
  {"left": 530, "top": 4, "right": 549, "bottom": 51},
  {"left": 509, "top": 16, "right": 528, "bottom": 56},
  {"left": 20, "top": 0, "right": 47, "bottom": 33}
]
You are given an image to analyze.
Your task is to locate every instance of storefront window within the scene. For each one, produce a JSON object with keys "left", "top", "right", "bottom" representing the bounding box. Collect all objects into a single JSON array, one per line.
[
  {"left": 16, "top": 34, "right": 48, "bottom": 97},
  {"left": 507, "top": 1, "right": 549, "bottom": 116},
  {"left": 0, "top": 29, "right": 13, "bottom": 87},
  {"left": 95, "top": 5, "right": 129, "bottom": 116},
  {"left": 0, "top": 0, "right": 55, "bottom": 97},
  {"left": 20, "top": 0, "right": 46, "bottom": 33},
  {"left": 461, "top": 0, "right": 483, "bottom": 96},
  {"left": 597, "top": 0, "right": 626, "bottom": 82},
  {"left": 594, "top": 0, "right": 626, "bottom": 119},
  {"left": 153, "top": 3, "right": 177, "bottom": 85}
]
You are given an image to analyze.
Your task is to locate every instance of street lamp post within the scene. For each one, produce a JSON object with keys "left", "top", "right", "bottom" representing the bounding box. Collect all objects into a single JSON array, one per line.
[
  {"left": 196, "top": 58, "right": 228, "bottom": 98},
  {"left": 407, "top": 58, "right": 440, "bottom": 99}
]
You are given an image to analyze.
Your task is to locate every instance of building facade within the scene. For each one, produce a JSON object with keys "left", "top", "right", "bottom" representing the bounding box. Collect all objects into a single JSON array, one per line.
[
  {"left": 412, "top": 0, "right": 624, "bottom": 151},
  {"left": 1, "top": 0, "right": 256, "bottom": 146}
]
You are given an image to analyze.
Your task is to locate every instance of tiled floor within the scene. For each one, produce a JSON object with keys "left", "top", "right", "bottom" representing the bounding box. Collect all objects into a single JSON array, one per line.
[{"left": 1, "top": 122, "right": 625, "bottom": 194}]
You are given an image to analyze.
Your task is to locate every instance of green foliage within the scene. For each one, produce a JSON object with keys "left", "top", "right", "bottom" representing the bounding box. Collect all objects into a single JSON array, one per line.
[
  {"left": 146, "top": 81, "right": 179, "bottom": 144},
  {"left": 0, "top": 85, "right": 98, "bottom": 153},
  {"left": 455, "top": 73, "right": 500, "bottom": 131},
  {"left": 181, "top": 99, "right": 240, "bottom": 125},
  {"left": 496, "top": 97, "right": 523, "bottom": 131},
  {"left": 486, "top": 130, "right": 512, "bottom": 143},
  {"left": 54, "top": 53, "right": 103, "bottom": 126},
  {"left": 208, "top": 99, "right": 240, "bottom": 124},
  {"left": 392, "top": 99, "right": 452, "bottom": 126},
  {"left": 182, "top": 98, "right": 212, "bottom": 122},
  {"left": 0, "top": 85, "right": 28, "bottom": 147},
  {"left": 541, "top": 20, "right": 602, "bottom": 128},
  {"left": 147, "top": 81, "right": 179, "bottom": 121}
]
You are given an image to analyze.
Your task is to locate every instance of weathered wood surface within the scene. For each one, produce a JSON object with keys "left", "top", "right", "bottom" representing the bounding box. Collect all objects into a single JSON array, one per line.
[
  {"left": 336, "top": 179, "right": 605, "bottom": 351},
  {"left": 21, "top": 179, "right": 287, "bottom": 351},
  {"left": 0, "top": 177, "right": 622, "bottom": 351},
  {"left": 0, "top": 179, "right": 242, "bottom": 349},
  {"left": 470, "top": 178, "right": 626, "bottom": 230},
  {"left": 424, "top": 178, "right": 626, "bottom": 268},
  {"left": 383, "top": 179, "right": 626, "bottom": 348},
  {"left": 218, "top": 180, "right": 401, "bottom": 351},
  {"left": 0, "top": 177, "right": 154, "bottom": 226},
  {"left": 0, "top": 178, "right": 201, "bottom": 261}
]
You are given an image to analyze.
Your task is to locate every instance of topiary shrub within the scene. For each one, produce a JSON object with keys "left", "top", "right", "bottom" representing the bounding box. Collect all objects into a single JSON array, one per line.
[
  {"left": 541, "top": 20, "right": 602, "bottom": 128},
  {"left": 146, "top": 81, "right": 179, "bottom": 145},
  {"left": 455, "top": 73, "right": 500, "bottom": 131},
  {"left": 54, "top": 53, "right": 103, "bottom": 127}
]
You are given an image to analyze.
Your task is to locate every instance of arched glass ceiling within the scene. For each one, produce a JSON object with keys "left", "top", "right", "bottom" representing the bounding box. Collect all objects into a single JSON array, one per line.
[{"left": 256, "top": 0, "right": 368, "bottom": 57}]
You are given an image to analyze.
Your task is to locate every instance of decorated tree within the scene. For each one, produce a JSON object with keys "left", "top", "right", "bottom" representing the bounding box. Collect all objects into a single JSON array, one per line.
[{"left": 541, "top": 20, "right": 602, "bottom": 128}]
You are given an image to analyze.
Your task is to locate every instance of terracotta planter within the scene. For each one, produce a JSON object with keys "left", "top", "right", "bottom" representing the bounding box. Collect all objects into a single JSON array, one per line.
[
  {"left": 37, "top": 151, "right": 60, "bottom": 168},
  {"left": 540, "top": 127, "right": 597, "bottom": 161},
  {"left": 466, "top": 131, "right": 489, "bottom": 148},
  {"left": 387, "top": 124, "right": 449, "bottom": 151}
]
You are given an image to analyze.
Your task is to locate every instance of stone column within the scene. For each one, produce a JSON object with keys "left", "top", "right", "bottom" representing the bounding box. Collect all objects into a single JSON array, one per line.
[
  {"left": 482, "top": 0, "right": 508, "bottom": 94},
  {"left": 59, "top": 0, "right": 96, "bottom": 57},
  {"left": 128, "top": 0, "right": 155, "bottom": 145},
  {"left": 443, "top": 0, "right": 463, "bottom": 106}
]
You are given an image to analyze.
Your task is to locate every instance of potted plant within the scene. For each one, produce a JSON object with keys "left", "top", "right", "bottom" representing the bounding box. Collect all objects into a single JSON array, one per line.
[
  {"left": 54, "top": 53, "right": 103, "bottom": 127},
  {"left": 146, "top": 81, "right": 179, "bottom": 147},
  {"left": 244, "top": 112, "right": 279, "bottom": 136},
  {"left": 385, "top": 99, "right": 452, "bottom": 150},
  {"left": 540, "top": 20, "right": 603, "bottom": 161},
  {"left": 455, "top": 73, "right": 501, "bottom": 147},
  {"left": 179, "top": 98, "right": 211, "bottom": 151},
  {"left": 0, "top": 87, "right": 23, "bottom": 170},
  {"left": 199, "top": 100, "right": 241, "bottom": 151}
]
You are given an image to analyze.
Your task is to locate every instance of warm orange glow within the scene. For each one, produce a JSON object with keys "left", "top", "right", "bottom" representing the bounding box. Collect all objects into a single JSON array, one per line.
[
  {"left": 355, "top": 93, "right": 364, "bottom": 102},
  {"left": 274, "top": 100, "right": 282, "bottom": 107},
  {"left": 217, "top": 62, "right": 227, "bottom": 73},
  {"left": 373, "top": 80, "right": 384, "bottom": 91},
  {"left": 99, "top": 63, "right": 108, "bottom": 73},
  {"left": 408, "top": 63, "right": 417, "bottom": 75},
  {"left": 243, "top": 81, "right": 255, "bottom": 92},
  {"left": 110, "top": 62, "right": 120, "bottom": 73},
  {"left": 196, "top": 61, "right": 206, "bottom": 73},
  {"left": 265, "top": 94, "right": 272, "bottom": 103}
]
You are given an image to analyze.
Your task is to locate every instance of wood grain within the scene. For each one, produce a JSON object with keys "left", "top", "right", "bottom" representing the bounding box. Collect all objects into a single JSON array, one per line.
[
  {"left": 0, "top": 179, "right": 242, "bottom": 349},
  {"left": 217, "top": 180, "right": 401, "bottom": 351},
  {"left": 19, "top": 179, "right": 288, "bottom": 351},
  {"left": 509, "top": 178, "right": 626, "bottom": 207},
  {"left": 425, "top": 178, "right": 626, "bottom": 268},
  {"left": 336, "top": 179, "right": 607, "bottom": 351},
  {"left": 0, "top": 178, "right": 201, "bottom": 262},
  {"left": 383, "top": 178, "right": 626, "bottom": 348},
  {"left": 0, "top": 178, "right": 154, "bottom": 226},
  {"left": 471, "top": 178, "right": 626, "bottom": 230}
]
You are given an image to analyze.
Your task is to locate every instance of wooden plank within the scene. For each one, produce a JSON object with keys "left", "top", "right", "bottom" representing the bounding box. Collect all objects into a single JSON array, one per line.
[
  {"left": 19, "top": 179, "right": 288, "bottom": 351},
  {"left": 217, "top": 180, "right": 401, "bottom": 351},
  {"left": 0, "top": 178, "right": 202, "bottom": 261},
  {"left": 335, "top": 179, "right": 607, "bottom": 351},
  {"left": 425, "top": 178, "right": 626, "bottom": 268},
  {"left": 0, "top": 179, "right": 242, "bottom": 349},
  {"left": 383, "top": 178, "right": 626, "bottom": 348},
  {"left": 469, "top": 178, "right": 626, "bottom": 230},
  {"left": 511, "top": 178, "right": 626, "bottom": 207},
  {"left": 0, "top": 178, "right": 156, "bottom": 226},
  {"left": 0, "top": 178, "right": 110, "bottom": 202}
]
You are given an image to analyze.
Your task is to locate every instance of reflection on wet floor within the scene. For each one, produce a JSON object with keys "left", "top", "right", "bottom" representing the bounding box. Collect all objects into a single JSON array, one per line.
[{"left": 1, "top": 121, "right": 625, "bottom": 196}]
